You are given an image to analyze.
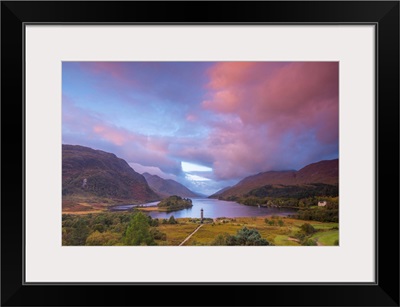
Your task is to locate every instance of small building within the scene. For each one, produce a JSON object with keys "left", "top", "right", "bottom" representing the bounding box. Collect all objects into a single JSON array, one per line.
[{"left": 318, "top": 201, "right": 327, "bottom": 207}]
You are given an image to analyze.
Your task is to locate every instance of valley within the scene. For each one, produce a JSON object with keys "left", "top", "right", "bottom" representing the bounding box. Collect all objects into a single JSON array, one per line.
[{"left": 62, "top": 144, "right": 339, "bottom": 246}]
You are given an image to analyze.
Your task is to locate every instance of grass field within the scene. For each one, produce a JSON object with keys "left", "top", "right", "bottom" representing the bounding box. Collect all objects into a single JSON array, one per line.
[
  {"left": 62, "top": 210, "right": 339, "bottom": 246},
  {"left": 273, "top": 235, "right": 300, "bottom": 246},
  {"left": 156, "top": 223, "right": 200, "bottom": 245},
  {"left": 310, "top": 230, "right": 339, "bottom": 246},
  {"left": 156, "top": 216, "right": 338, "bottom": 246},
  {"left": 62, "top": 202, "right": 107, "bottom": 214}
]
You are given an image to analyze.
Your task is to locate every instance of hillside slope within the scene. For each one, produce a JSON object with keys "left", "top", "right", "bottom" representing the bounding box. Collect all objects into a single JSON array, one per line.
[
  {"left": 62, "top": 145, "right": 159, "bottom": 205},
  {"left": 210, "top": 159, "right": 338, "bottom": 199},
  {"left": 143, "top": 173, "right": 198, "bottom": 198}
]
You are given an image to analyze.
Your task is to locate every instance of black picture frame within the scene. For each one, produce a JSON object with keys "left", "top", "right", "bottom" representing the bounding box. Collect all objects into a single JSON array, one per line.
[{"left": 1, "top": 1, "right": 399, "bottom": 306}]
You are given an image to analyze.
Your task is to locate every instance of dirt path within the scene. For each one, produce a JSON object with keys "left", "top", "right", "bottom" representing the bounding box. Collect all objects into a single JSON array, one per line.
[{"left": 179, "top": 224, "right": 204, "bottom": 246}]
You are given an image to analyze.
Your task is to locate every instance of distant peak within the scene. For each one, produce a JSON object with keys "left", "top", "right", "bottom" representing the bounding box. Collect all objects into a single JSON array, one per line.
[{"left": 142, "top": 172, "right": 162, "bottom": 179}]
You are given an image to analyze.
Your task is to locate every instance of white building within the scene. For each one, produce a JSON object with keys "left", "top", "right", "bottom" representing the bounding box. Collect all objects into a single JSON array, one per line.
[{"left": 318, "top": 201, "right": 327, "bottom": 207}]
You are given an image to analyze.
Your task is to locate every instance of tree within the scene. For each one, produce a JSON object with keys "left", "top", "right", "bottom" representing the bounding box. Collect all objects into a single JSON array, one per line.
[
  {"left": 62, "top": 227, "right": 71, "bottom": 245},
  {"left": 92, "top": 223, "right": 105, "bottom": 233},
  {"left": 147, "top": 215, "right": 159, "bottom": 227},
  {"left": 300, "top": 223, "right": 316, "bottom": 235},
  {"left": 151, "top": 218, "right": 159, "bottom": 227},
  {"left": 225, "top": 235, "right": 238, "bottom": 246},
  {"left": 168, "top": 215, "right": 177, "bottom": 224},
  {"left": 158, "top": 196, "right": 192, "bottom": 211},
  {"left": 226, "top": 227, "right": 269, "bottom": 246},
  {"left": 70, "top": 219, "right": 89, "bottom": 245},
  {"left": 124, "top": 212, "right": 155, "bottom": 245},
  {"left": 277, "top": 219, "right": 284, "bottom": 227}
]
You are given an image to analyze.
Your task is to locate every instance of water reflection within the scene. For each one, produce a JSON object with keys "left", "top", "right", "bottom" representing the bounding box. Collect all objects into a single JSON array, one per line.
[{"left": 111, "top": 198, "right": 297, "bottom": 219}]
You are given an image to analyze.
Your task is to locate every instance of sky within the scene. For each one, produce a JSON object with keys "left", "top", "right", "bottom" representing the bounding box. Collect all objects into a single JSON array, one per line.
[{"left": 62, "top": 62, "right": 339, "bottom": 195}]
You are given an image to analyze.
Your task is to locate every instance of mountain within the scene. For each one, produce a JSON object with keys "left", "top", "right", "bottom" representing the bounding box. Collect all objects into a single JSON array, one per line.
[
  {"left": 210, "top": 186, "right": 232, "bottom": 197},
  {"left": 210, "top": 159, "right": 338, "bottom": 199},
  {"left": 62, "top": 145, "right": 159, "bottom": 204},
  {"left": 142, "top": 173, "right": 198, "bottom": 198}
]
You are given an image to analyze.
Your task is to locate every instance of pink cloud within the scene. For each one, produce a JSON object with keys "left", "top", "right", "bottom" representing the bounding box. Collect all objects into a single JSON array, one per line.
[
  {"left": 204, "top": 122, "right": 279, "bottom": 179},
  {"left": 204, "top": 62, "right": 338, "bottom": 126},
  {"left": 92, "top": 125, "right": 130, "bottom": 146},
  {"left": 206, "top": 62, "right": 257, "bottom": 89},
  {"left": 186, "top": 114, "right": 197, "bottom": 122},
  {"left": 201, "top": 62, "right": 339, "bottom": 179}
]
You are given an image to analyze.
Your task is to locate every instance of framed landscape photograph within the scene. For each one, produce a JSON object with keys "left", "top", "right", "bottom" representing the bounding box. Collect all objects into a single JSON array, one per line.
[
  {"left": 61, "top": 60, "right": 339, "bottom": 248},
  {"left": 1, "top": 1, "right": 399, "bottom": 306}
]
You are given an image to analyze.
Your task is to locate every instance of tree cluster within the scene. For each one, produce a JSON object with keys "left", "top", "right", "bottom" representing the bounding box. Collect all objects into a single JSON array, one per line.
[
  {"left": 246, "top": 183, "right": 338, "bottom": 199},
  {"left": 295, "top": 206, "right": 339, "bottom": 223},
  {"left": 158, "top": 195, "right": 193, "bottom": 211},
  {"left": 62, "top": 211, "right": 167, "bottom": 246},
  {"left": 294, "top": 223, "right": 318, "bottom": 246},
  {"left": 211, "top": 227, "right": 270, "bottom": 246}
]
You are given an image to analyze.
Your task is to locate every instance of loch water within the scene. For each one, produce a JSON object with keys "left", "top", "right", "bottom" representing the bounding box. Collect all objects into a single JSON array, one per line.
[{"left": 111, "top": 198, "right": 297, "bottom": 219}]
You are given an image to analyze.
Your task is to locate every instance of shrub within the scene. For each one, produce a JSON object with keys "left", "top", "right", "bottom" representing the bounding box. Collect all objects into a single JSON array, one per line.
[
  {"left": 168, "top": 215, "right": 177, "bottom": 224},
  {"left": 227, "top": 227, "right": 270, "bottom": 246},
  {"left": 92, "top": 223, "right": 105, "bottom": 233},
  {"left": 150, "top": 228, "right": 167, "bottom": 241},
  {"left": 302, "top": 238, "right": 317, "bottom": 246},
  {"left": 300, "top": 223, "right": 316, "bottom": 235},
  {"left": 334, "top": 239, "right": 339, "bottom": 246},
  {"left": 294, "top": 232, "right": 306, "bottom": 241},
  {"left": 86, "top": 231, "right": 121, "bottom": 246},
  {"left": 147, "top": 216, "right": 159, "bottom": 227},
  {"left": 211, "top": 233, "right": 230, "bottom": 246}
]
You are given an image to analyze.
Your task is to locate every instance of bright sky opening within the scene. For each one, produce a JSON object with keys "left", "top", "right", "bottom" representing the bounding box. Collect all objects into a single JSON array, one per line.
[{"left": 181, "top": 161, "right": 213, "bottom": 172}]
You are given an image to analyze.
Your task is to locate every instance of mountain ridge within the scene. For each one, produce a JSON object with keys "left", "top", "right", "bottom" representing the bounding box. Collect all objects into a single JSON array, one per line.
[
  {"left": 210, "top": 159, "right": 338, "bottom": 199},
  {"left": 142, "top": 172, "right": 198, "bottom": 198}
]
